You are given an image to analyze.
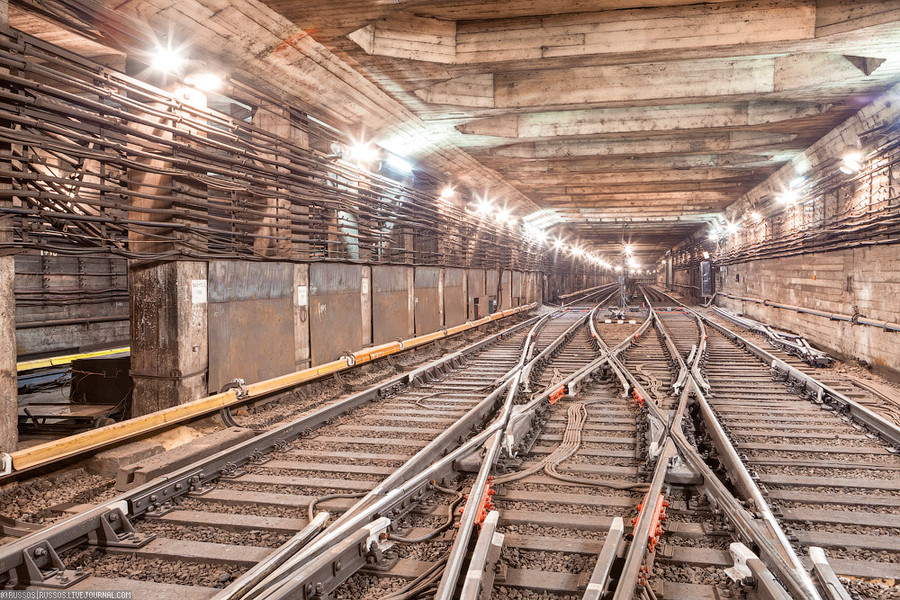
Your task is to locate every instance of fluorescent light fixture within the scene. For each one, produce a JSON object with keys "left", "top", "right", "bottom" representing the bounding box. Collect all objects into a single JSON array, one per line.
[
  {"left": 384, "top": 153, "right": 413, "bottom": 174},
  {"left": 185, "top": 72, "right": 222, "bottom": 91},
  {"left": 347, "top": 141, "right": 380, "bottom": 165},
  {"left": 152, "top": 46, "right": 182, "bottom": 73},
  {"left": 777, "top": 190, "right": 799, "bottom": 205},
  {"left": 840, "top": 150, "right": 862, "bottom": 174}
]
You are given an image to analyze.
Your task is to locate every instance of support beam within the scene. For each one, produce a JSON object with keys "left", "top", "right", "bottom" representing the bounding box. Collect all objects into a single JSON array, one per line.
[
  {"left": 130, "top": 261, "right": 208, "bottom": 416},
  {"left": 0, "top": 0, "right": 14, "bottom": 453}
]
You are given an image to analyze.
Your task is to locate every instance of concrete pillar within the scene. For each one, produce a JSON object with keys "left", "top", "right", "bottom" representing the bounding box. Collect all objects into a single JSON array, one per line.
[
  {"left": 0, "top": 0, "right": 16, "bottom": 453},
  {"left": 130, "top": 261, "right": 208, "bottom": 416}
]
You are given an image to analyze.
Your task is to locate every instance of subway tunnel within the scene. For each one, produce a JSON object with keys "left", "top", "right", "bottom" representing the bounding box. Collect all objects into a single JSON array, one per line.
[{"left": 0, "top": 1, "right": 899, "bottom": 599}]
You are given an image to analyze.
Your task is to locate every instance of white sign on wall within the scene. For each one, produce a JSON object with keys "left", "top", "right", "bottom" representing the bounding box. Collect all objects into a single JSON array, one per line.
[
  {"left": 297, "top": 285, "right": 309, "bottom": 306},
  {"left": 191, "top": 279, "right": 207, "bottom": 304}
]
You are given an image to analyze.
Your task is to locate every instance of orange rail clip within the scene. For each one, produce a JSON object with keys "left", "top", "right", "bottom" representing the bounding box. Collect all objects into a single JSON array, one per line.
[
  {"left": 549, "top": 385, "right": 566, "bottom": 404},
  {"left": 460, "top": 477, "right": 496, "bottom": 531},
  {"left": 632, "top": 389, "right": 645, "bottom": 407},
  {"left": 631, "top": 491, "right": 669, "bottom": 553}
]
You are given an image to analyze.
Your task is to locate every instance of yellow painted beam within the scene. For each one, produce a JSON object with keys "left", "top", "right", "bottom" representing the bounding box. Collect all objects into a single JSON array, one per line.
[
  {"left": 7, "top": 303, "right": 538, "bottom": 474},
  {"left": 17, "top": 347, "right": 131, "bottom": 373}
]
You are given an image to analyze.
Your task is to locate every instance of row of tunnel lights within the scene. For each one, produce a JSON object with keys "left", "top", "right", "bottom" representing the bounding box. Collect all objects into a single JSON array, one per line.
[{"left": 708, "top": 149, "right": 865, "bottom": 243}]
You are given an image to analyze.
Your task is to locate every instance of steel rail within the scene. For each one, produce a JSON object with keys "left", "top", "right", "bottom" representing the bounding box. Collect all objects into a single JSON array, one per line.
[
  {"left": 0, "top": 302, "right": 537, "bottom": 477},
  {"left": 0, "top": 308, "right": 548, "bottom": 587},
  {"left": 643, "top": 287, "right": 832, "bottom": 599},
  {"left": 244, "top": 289, "right": 613, "bottom": 600}
]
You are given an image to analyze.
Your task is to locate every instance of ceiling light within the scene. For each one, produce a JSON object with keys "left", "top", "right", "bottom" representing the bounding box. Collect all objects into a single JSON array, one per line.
[
  {"left": 614, "top": 266, "right": 623, "bottom": 273},
  {"left": 789, "top": 176, "right": 806, "bottom": 189},
  {"left": 749, "top": 211, "right": 762, "bottom": 222},
  {"left": 151, "top": 46, "right": 183, "bottom": 73},
  {"left": 840, "top": 150, "right": 862, "bottom": 175},
  {"left": 624, "top": 244, "right": 633, "bottom": 255},
  {"left": 553, "top": 238, "right": 565, "bottom": 250},
  {"left": 346, "top": 141, "right": 380, "bottom": 165},
  {"left": 439, "top": 185, "right": 455, "bottom": 199},
  {"left": 384, "top": 153, "right": 413, "bottom": 174},
  {"left": 474, "top": 197, "right": 494, "bottom": 216},
  {"left": 185, "top": 72, "right": 222, "bottom": 91},
  {"left": 777, "top": 190, "right": 799, "bottom": 205},
  {"left": 726, "top": 222, "right": 740, "bottom": 235}
]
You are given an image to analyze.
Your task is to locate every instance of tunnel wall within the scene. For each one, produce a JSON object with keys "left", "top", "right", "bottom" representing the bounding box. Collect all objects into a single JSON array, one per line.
[{"left": 714, "top": 246, "right": 899, "bottom": 380}]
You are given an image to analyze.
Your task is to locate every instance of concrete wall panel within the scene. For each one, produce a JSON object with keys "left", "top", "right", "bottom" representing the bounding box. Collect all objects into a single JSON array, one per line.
[
  {"left": 372, "top": 265, "right": 414, "bottom": 344},
  {"left": 414, "top": 267, "right": 443, "bottom": 335},
  {"left": 293, "top": 264, "right": 311, "bottom": 370},
  {"left": 500, "top": 270, "right": 512, "bottom": 309},
  {"left": 445, "top": 268, "right": 467, "bottom": 327},
  {"left": 309, "top": 263, "right": 364, "bottom": 366},
  {"left": 712, "top": 244, "right": 900, "bottom": 380},
  {"left": 208, "top": 261, "right": 294, "bottom": 392},
  {"left": 467, "top": 269, "right": 486, "bottom": 319}
]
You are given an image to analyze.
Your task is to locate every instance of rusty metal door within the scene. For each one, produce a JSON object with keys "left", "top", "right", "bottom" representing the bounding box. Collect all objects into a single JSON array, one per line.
[
  {"left": 372, "top": 265, "right": 414, "bottom": 344},
  {"left": 208, "top": 261, "right": 295, "bottom": 393},
  {"left": 445, "top": 268, "right": 467, "bottom": 327},
  {"left": 309, "top": 263, "right": 364, "bottom": 366},
  {"left": 414, "top": 267, "right": 442, "bottom": 335}
]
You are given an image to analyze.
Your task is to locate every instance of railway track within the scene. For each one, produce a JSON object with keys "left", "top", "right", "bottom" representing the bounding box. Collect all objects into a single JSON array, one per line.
[
  {"left": 643, "top": 286, "right": 900, "bottom": 600},
  {"left": 0, "top": 287, "right": 617, "bottom": 599}
]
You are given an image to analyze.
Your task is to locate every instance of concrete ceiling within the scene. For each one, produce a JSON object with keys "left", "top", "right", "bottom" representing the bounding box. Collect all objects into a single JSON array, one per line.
[
  {"left": 10, "top": 0, "right": 900, "bottom": 266},
  {"left": 258, "top": 0, "right": 900, "bottom": 264}
]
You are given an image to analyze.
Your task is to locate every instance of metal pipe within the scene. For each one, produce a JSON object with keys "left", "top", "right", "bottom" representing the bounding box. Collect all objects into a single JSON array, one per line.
[{"left": 711, "top": 291, "right": 900, "bottom": 333}]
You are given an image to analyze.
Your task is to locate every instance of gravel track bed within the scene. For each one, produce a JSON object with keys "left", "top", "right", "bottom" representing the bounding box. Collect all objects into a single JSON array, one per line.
[
  {"left": 665, "top": 533, "right": 734, "bottom": 551},
  {"left": 177, "top": 497, "right": 311, "bottom": 520},
  {"left": 0, "top": 470, "right": 116, "bottom": 524},
  {"left": 757, "top": 465, "right": 900, "bottom": 479},
  {"left": 580, "top": 441, "right": 636, "bottom": 451},
  {"left": 220, "top": 481, "right": 359, "bottom": 498},
  {"left": 500, "top": 547, "right": 597, "bottom": 573},
  {"left": 840, "top": 577, "right": 900, "bottom": 600},
  {"left": 394, "top": 540, "right": 451, "bottom": 563},
  {"left": 732, "top": 435, "right": 878, "bottom": 448},
  {"left": 497, "top": 523, "right": 609, "bottom": 540},
  {"left": 251, "top": 467, "right": 385, "bottom": 482},
  {"left": 135, "top": 521, "right": 291, "bottom": 548},
  {"left": 750, "top": 450, "right": 899, "bottom": 464},
  {"left": 496, "top": 500, "right": 624, "bottom": 518},
  {"left": 396, "top": 512, "right": 449, "bottom": 529},
  {"left": 333, "top": 573, "right": 408, "bottom": 599},
  {"left": 327, "top": 429, "right": 441, "bottom": 442},
  {"left": 566, "top": 454, "right": 640, "bottom": 466},
  {"left": 779, "top": 502, "right": 900, "bottom": 514},
  {"left": 653, "top": 562, "right": 733, "bottom": 586},
  {"left": 817, "top": 547, "right": 900, "bottom": 564},
  {"left": 768, "top": 485, "right": 900, "bottom": 497},
  {"left": 494, "top": 587, "right": 579, "bottom": 599},
  {"left": 503, "top": 481, "right": 644, "bottom": 500},
  {"left": 280, "top": 454, "right": 405, "bottom": 467},
  {"left": 62, "top": 547, "right": 248, "bottom": 588},
  {"left": 291, "top": 441, "right": 415, "bottom": 454}
]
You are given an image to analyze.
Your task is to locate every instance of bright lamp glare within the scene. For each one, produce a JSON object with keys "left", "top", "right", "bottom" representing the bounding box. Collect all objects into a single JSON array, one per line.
[
  {"left": 624, "top": 244, "right": 633, "bottom": 255},
  {"left": 552, "top": 238, "right": 565, "bottom": 250},
  {"left": 841, "top": 151, "right": 862, "bottom": 174},
  {"left": 749, "top": 211, "right": 762, "bottom": 222},
  {"left": 385, "top": 154, "right": 413, "bottom": 174},
  {"left": 347, "top": 141, "right": 380, "bottom": 165},
  {"left": 777, "top": 190, "right": 799, "bottom": 205},
  {"left": 152, "top": 47, "right": 182, "bottom": 73},
  {"left": 726, "top": 222, "right": 740, "bottom": 235},
  {"left": 474, "top": 198, "right": 494, "bottom": 216},
  {"left": 440, "top": 185, "right": 455, "bottom": 199},
  {"left": 185, "top": 72, "right": 222, "bottom": 92}
]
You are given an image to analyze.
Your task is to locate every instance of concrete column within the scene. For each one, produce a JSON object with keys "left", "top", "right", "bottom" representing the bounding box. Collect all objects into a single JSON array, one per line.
[
  {"left": 129, "top": 261, "right": 208, "bottom": 416},
  {"left": 0, "top": 0, "right": 17, "bottom": 453}
]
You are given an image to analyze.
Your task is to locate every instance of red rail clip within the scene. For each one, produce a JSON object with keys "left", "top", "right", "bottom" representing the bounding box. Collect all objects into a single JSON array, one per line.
[
  {"left": 459, "top": 477, "right": 496, "bottom": 531},
  {"left": 549, "top": 385, "right": 566, "bottom": 404},
  {"left": 631, "top": 492, "right": 669, "bottom": 553},
  {"left": 632, "top": 389, "right": 644, "bottom": 407}
]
